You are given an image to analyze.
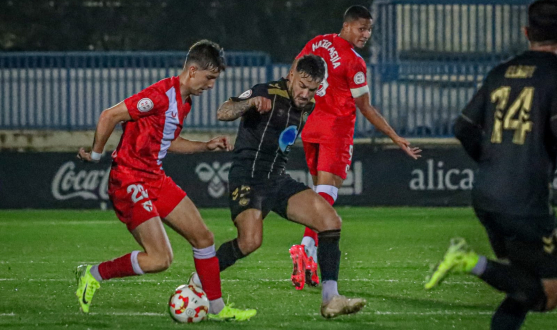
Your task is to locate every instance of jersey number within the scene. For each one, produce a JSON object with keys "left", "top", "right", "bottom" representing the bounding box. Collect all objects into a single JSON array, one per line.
[
  {"left": 316, "top": 58, "right": 329, "bottom": 97},
  {"left": 127, "top": 184, "right": 148, "bottom": 203},
  {"left": 490, "top": 86, "right": 534, "bottom": 145}
]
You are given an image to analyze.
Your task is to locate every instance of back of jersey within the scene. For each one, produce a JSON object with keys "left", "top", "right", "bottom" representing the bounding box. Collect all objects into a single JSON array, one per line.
[{"left": 462, "top": 51, "right": 557, "bottom": 216}]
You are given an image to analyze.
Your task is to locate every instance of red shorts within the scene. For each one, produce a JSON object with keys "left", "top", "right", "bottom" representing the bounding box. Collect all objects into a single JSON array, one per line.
[
  {"left": 108, "top": 168, "right": 187, "bottom": 231},
  {"left": 303, "top": 141, "right": 353, "bottom": 180}
]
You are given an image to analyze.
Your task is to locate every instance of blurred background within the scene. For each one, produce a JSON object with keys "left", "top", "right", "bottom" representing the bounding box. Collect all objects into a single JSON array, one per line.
[{"left": 0, "top": 0, "right": 537, "bottom": 209}]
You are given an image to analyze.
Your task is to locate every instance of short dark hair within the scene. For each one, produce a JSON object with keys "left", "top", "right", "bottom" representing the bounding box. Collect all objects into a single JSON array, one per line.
[
  {"left": 528, "top": 0, "right": 557, "bottom": 43},
  {"left": 344, "top": 5, "right": 372, "bottom": 23},
  {"left": 184, "top": 39, "right": 226, "bottom": 72},
  {"left": 296, "top": 55, "right": 326, "bottom": 82}
]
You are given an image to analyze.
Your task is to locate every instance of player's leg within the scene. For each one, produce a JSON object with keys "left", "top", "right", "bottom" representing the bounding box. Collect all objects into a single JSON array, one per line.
[
  {"left": 76, "top": 215, "right": 172, "bottom": 313},
  {"left": 75, "top": 178, "right": 168, "bottom": 313},
  {"left": 425, "top": 213, "right": 557, "bottom": 327},
  {"left": 277, "top": 182, "right": 366, "bottom": 318},
  {"left": 214, "top": 176, "right": 267, "bottom": 274},
  {"left": 156, "top": 176, "right": 255, "bottom": 320},
  {"left": 216, "top": 209, "right": 264, "bottom": 272},
  {"left": 300, "top": 143, "right": 349, "bottom": 263}
]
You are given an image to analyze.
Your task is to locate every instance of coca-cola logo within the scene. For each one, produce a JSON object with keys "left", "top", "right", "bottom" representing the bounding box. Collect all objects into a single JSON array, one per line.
[{"left": 51, "top": 161, "right": 110, "bottom": 200}]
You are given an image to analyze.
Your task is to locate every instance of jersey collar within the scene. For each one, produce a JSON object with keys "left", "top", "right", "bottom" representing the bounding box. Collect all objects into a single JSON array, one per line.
[{"left": 335, "top": 34, "right": 354, "bottom": 50}]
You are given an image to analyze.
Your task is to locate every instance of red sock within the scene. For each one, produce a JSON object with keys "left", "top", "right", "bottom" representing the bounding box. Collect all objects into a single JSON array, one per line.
[
  {"left": 318, "top": 192, "right": 335, "bottom": 206},
  {"left": 302, "top": 191, "right": 336, "bottom": 246},
  {"left": 303, "top": 227, "right": 319, "bottom": 245},
  {"left": 194, "top": 257, "right": 222, "bottom": 301},
  {"left": 98, "top": 253, "right": 137, "bottom": 280}
]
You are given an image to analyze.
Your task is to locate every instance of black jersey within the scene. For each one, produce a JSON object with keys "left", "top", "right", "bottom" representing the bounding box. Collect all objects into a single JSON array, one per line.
[
  {"left": 459, "top": 51, "right": 557, "bottom": 216},
  {"left": 230, "top": 78, "right": 314, "bottom": 178}
]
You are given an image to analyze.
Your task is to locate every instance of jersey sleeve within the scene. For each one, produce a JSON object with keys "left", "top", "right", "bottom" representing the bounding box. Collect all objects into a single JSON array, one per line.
[
  {"left": 460, "top": 82, "right": 488, "bottom": 127},
  {"left": 347, "top": 58, "right": 369, "bottom": 99},
  {"left": 124, "top": 85, "right": 169, "bottom": 121},
  {"left": 229, "top": 83, "right": 269, "bottom": 102}
]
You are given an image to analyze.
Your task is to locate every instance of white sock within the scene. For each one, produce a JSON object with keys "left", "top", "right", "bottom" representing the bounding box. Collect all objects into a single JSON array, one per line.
[
  {"left": 131, "top": 250, "right": 145, "bottom": 275},
  {"left": 301, "top": 237, "right": 318, "bottom": 263},
  {"left": 190, "top": 272, "right": 202, "bottom": 288},
  {"left": 209, "top": 297, "right": 225, "bottom": 314},
  {"left": 89, "top": 265, "right": 103, "bottom": 282},
  {"left": 322, "top": 280, "right": 339, "bottom": 304},
  {"left": 471, "top": 255, "right": 488, "bottom": 276}
]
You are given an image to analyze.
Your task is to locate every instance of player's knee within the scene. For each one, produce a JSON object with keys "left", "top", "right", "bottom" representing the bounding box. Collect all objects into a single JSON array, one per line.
[
  {"left": 319, "top": 212, "right": 342, "bottom": 232},
  {"left": 149, "top": 250, "right": 174, "bottom": 272},
  {"left": 543, "top": 280, "right": 557, "bottom": 311},
  {"left": 237, "top": 234, "right": 262, "bottom": 255},
  {"left": 190, "top": 229, "right": 214, "bottom": 249}
]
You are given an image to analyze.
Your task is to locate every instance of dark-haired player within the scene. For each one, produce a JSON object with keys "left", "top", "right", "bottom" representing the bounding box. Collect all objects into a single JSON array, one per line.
[
  {"left": 190, "top": 55, "right": 366, "bottom": 318},
  {"left": 425, "top": 1, "right": 557, "bottom": 329},
  {"left": 292, "top": 5, "right": 421, "bottom": 287},
  {"left": 74, "top": 40, "right": 255, "bottom": 321}
]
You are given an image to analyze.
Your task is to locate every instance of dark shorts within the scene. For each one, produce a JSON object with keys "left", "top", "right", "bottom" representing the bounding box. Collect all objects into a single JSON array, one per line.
[
  {"left": 228, "top": 167, "right": 310, "bottom": 221},
  {"left": 475, "top": 209, "right": 557, "bottom": 278}
]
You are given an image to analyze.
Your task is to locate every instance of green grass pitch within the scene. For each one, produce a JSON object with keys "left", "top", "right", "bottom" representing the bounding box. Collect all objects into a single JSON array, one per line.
[{"left": 1, "top": 207, "right": 556, "bottom": 329}]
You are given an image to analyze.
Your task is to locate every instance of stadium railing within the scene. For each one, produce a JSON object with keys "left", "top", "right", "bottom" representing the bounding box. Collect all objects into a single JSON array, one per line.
[{"left": 0, "top": 0, "right": 533, "bottom": 138}]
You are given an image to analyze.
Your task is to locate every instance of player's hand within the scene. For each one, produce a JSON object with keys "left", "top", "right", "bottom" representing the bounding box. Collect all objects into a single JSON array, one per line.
[
  {"left": 249, "top": 96, "right": 272, "bottom": 114},
  {"left": 77, "top": 148, "right": 95, "bottom": 162},
  {"left": 206, "top": 136, "right": 233, "bottom": 152},
  {"left": 393, "top": 137, "right": 422, "bottom": 160}
]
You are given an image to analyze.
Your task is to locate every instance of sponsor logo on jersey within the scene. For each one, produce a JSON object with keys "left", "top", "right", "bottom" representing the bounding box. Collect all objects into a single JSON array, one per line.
[
  {"left": 51, "top": 161, "right": 110, "bottom": 201},
  {"left": 312, "top": 40, "right": 341, "bottom": 69},
  {"left": 137, "top": 98, "right": 154, "bottom": 112},
  {"left": 238, "top": 89, "right": 252, "bottom": 99},
  {"left": 195, "top": 161, "right": 232, "bottom": 198},
  {"left": 354, "top": 72, "right": 365, "bottom": 85},
  {"left": 409, "top": 159, "right": 474, "bottom": 191},
  {"left": 278, "top": 125, "right": 298, "bottom": 152}
]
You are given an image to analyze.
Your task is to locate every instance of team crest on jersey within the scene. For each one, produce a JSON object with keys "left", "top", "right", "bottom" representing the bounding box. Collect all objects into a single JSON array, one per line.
[
  {"left": 354, "top": 72, "right": 365, "bottom": 85},
  {"left": 238, "top": 89, "right": 252, "bottom": 99},
  {"left": 279, "top": 125, "right": 298, "bottom": 152},
  {"left": 137, "top": 98, "right": 154, "bottom": 112},
  {"left": 142, "top": 200, "right": 153, "bottom": 212}
]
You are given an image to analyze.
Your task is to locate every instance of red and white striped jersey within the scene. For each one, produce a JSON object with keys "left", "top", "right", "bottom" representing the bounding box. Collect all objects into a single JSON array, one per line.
[{"left": 112, "top": 76, "right": 191, "bottom": 176}]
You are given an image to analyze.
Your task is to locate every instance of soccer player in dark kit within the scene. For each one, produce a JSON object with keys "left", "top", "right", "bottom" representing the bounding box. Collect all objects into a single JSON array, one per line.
[
  {"left": 190, "top": 54, "right": 366, "bottom": 318},
  {"left": 425, "top": 1, "right": 557, "bottom": 329}
]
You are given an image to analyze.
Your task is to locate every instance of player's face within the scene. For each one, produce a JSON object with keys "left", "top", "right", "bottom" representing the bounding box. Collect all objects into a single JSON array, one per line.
[
  {"left": 344, "top": 18, "right": 373, "bottom": 49},
  {"left": 188, "top": 66, "right": 221, "bottom": 96},
  {"left": 289, "top": 71, "right": 321, "bottom": 108}
]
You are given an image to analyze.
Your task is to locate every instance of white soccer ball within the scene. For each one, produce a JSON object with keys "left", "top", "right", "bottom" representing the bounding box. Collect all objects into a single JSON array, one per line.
[{"left": 168, "top": 284, "right": 210, "bottom": 323}]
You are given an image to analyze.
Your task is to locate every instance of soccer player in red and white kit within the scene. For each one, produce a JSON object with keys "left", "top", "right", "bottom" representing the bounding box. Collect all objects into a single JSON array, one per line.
[
  {"left": 290, "top": 6, "right": 422, "bottom": 288},
  {"left": 75, "top": 40, "right": 256, "bottom": 321}
]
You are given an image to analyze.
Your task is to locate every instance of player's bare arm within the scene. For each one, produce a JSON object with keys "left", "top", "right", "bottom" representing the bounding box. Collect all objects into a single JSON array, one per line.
[
  {"left": 168, "top": 136, "right": 232, "bottom": 154},
  {"left": 217, "top": 96, "right": 272, "bottom": 121},
  {"left": 77, "top": 101, "right": 132, "bottom": 162},
  {"left": 355, "top": 93, "right": 422, "bottom": 160}
]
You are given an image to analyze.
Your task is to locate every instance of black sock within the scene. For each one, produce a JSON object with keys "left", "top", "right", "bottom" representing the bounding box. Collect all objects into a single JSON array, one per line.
[
  {"left": 317, "top": 229, "right": 341, "bottom": 281},
  {"left": 491, "top": 297, "right": 528, "bottom": 330},
  {"left": 479, "top": 260, "right": 546, "bottom": 310},
  {"left": 216, "top": 239, "right": 245, "bottom": 272}
]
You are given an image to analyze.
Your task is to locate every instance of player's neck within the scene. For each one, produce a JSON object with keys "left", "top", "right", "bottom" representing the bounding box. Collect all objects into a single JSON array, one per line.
[
  {"left": 338, "top": 31, "right": 356, "bottom": 48},
  {"left": 178, "top": 73, "right": 192, "bottom": 101},
  {"left": 529, "top": 42, "right": 557, "bottom": 55}
]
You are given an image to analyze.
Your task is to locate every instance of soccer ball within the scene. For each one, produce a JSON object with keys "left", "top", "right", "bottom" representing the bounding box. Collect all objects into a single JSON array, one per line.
[{"left": 168, "top": 284, "right": 210, "bottom": 323}]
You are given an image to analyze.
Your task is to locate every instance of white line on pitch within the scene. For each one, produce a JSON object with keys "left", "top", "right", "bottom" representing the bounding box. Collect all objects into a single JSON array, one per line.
[
  {"left": 0, "top": 278, "right": 481, "bottom": 286},
  {"left": 374, "top": 311, "right": 493, "bottom": 316}
]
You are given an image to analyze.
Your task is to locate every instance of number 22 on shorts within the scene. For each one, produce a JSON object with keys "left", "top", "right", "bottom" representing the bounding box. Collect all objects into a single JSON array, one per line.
[
  {"left": 127, "top": 184, "right": 153, "bottom": 212},
  {"left": 346, "top": 145, "right": 354, "bottom": 174}
]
